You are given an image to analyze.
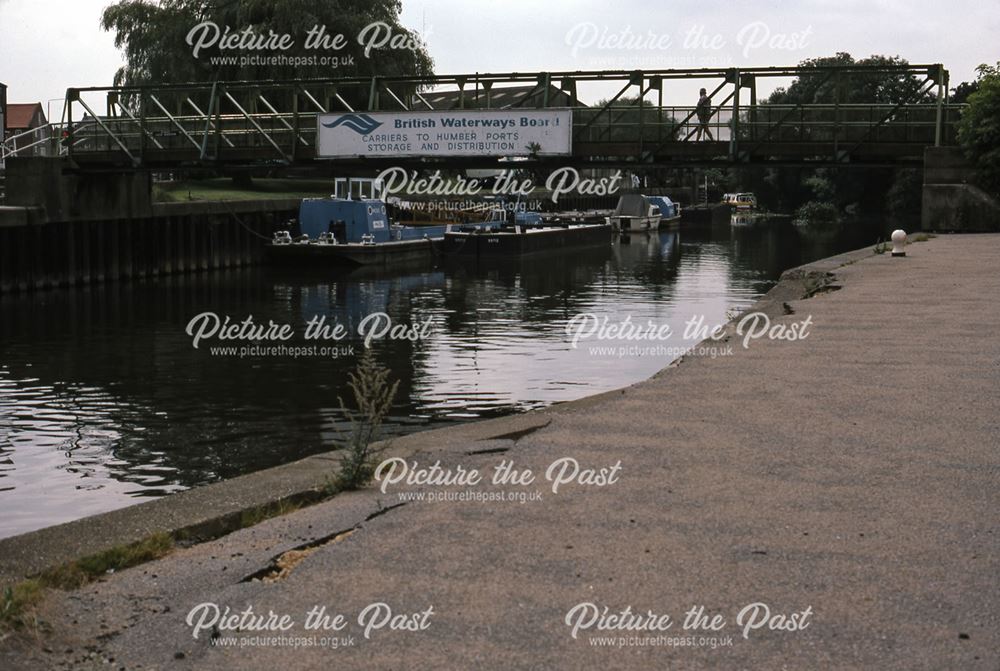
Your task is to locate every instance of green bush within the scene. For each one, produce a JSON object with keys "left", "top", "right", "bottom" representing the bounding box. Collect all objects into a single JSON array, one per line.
[
  {"left": 957, "top": 62, "right": 1000, "bottom": 197},
  {"left": 794, "top": 201, "right": 840, "bottom": 225}
]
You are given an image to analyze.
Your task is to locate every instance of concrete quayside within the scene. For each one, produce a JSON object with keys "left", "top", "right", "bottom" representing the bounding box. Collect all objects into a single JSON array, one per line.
[{"left": 1, "top": 233, "right": 997, "bottom": 669}]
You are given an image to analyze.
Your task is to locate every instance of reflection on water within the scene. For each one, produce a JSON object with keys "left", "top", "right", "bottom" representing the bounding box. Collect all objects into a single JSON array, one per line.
[
  {"left": 0, "top": 375, "right": 187, "bottom": 534},
  {"left": 0, "top": 217, "right": 896, "bottom": 538}
]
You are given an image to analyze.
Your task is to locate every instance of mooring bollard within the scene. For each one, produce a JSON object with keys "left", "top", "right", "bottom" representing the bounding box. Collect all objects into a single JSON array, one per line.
[{"left": 891, "top": 229, "right": 907, "bottom": 257}]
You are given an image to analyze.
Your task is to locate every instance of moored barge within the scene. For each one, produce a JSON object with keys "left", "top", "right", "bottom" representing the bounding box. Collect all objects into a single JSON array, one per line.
[{"left": 441, "top": 221, "right": 612, "bottom": 257}]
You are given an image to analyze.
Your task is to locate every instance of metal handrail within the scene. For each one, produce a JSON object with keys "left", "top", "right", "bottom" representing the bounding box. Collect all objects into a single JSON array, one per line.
[
  {"left": 52, "top": 64, "right": 961, "bottom": 165},
  {"left": 1, "top": 123, "right": 65, "bottom": 159}
]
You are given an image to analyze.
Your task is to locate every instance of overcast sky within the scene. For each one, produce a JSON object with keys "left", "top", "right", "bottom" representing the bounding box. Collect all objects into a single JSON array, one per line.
[{"left": 1, "top": 0, "right": 997, "bottom": 119}]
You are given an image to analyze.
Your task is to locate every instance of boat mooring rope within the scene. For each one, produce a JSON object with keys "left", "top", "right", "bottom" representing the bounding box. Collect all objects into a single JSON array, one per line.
[{"left": 221, "top": 200, "right": 283, "bottom": 242}]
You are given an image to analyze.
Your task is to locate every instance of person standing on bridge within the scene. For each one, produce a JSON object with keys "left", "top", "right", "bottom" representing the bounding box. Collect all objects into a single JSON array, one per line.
[{"left": 695, "top": 88, "right": 714, "bottom": 141}]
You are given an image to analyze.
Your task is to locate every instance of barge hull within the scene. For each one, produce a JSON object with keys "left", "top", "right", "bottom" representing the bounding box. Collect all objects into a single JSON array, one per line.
[
  {"left": 442, "top": 224, "right": 612, "bottom": 257},
  {"left": 265, "top": 239, "right": 435, "bottom": 267}
]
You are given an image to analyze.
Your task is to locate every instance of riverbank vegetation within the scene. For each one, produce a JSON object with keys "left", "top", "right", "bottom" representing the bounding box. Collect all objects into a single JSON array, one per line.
[
  {"left": 152, "top": 177, "right": 334, "bottom": 202},
  {"left": 957, "top": 62, "right": 1000, "bottom": 198},
  {"left": 1, "top": 533, "right": 174, "bottom": 633}
]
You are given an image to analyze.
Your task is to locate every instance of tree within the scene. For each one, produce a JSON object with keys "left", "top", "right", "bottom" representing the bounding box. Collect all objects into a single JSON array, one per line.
[
  {"left": 951, "top": 80, "right": 979, "bottom": 105},
  {"left": 101, "top": 0, "right": 433, "bottom": 96},
  {"left": 885, "top": 168, "right": 923, "bottom": 219},
  {"left": 589, "top": 96, "right": 679, "bottom": 143},
  {"left": 766, "top": 53, "right": 936, "bottom": 106},
  {"left": 957, "top": 62, "right": 1000, "bottom": 196},
  {"left": 757, "top": 53, "right": 934, "bottom": 215}
]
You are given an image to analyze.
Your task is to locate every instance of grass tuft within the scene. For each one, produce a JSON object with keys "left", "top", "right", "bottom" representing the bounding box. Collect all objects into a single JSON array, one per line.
[
  {"left": 1, "top": 579, "right": 45, "bottom": 632},
  {"left": 239, "top": 498, "right": 304, "bottom": 529},
  {"left": 40, "top": 532, "right": 174, "bottom": 590},
  {"left": 1, "top": 533, "right": 174, "bottom": 633}
]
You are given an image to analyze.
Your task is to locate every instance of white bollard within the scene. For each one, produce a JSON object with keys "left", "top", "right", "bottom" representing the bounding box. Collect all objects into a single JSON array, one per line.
[{"left": 891, "top": 229, "right": 907, "bottom": 257}]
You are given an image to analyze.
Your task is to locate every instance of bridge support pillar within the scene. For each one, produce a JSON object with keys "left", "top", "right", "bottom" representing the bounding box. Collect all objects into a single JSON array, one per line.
[
  {"left": 4, "top": 157, "right": 152, "bottom": 221},
  {"left": 922, "top": 147, "right": 1000, "bottom": 231}
]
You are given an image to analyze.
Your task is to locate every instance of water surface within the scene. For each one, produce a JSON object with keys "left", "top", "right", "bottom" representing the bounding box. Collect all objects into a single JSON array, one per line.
[{"left": 0, "top": 216, "right": 896, "bottom": 538}]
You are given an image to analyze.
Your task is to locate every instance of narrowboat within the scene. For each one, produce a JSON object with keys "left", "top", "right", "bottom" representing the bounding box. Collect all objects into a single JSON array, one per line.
[{"left": 440, "top": 220, "right": 612, "bottom": 257}]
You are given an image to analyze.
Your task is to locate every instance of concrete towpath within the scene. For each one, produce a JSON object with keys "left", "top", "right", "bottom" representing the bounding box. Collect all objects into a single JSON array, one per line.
[{"left": 3, "top": 234, "right": 998, "bottom": 670}]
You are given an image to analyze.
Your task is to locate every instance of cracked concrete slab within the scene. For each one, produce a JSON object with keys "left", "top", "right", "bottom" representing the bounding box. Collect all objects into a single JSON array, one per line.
[{"left": 2, "top": 235, "right": 998, "bottom": 670}]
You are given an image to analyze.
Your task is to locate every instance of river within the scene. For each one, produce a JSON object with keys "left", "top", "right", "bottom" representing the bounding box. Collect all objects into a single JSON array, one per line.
[{"left": 0, "top": 215, "right": 903, "bottom": 538}]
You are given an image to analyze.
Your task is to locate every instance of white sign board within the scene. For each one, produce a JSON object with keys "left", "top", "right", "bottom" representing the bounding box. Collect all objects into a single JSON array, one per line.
[{"left": 316, "top": 109, "right": 572, "bottom": 158}]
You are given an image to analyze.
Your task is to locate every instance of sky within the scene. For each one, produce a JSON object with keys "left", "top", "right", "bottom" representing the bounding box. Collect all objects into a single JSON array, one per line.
[{"left": 1, "top": 0, "right": 997, "bottom": 119}]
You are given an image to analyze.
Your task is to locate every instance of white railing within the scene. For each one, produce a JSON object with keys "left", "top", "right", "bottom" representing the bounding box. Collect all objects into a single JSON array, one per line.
[{"left": 0, "top": 123, "right": 67, "bottom": 159}]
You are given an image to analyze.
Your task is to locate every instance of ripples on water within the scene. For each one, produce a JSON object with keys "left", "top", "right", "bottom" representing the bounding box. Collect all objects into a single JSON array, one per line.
[{"left": 0, "top": 218, "right": 891, "bottom": 537}]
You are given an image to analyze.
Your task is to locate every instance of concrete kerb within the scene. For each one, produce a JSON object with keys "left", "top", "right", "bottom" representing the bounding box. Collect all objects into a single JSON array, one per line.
[
  {"left": 0, "top": 412, "right": 553, "bottom": 586},
  {"left": 0, "top": 243, "right": 882, "bottom": 587}
]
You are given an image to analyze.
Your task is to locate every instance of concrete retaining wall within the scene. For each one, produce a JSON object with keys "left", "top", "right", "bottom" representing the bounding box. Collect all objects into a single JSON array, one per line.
[
  {"left": 0, "top": 206, "right": 293, "bottom": 294},
  {"left": 922, "top": 147, "right": 1000, "bottom": 231},
  {"left": 0, "top": 158, "right": 298, "bottom": 294}
]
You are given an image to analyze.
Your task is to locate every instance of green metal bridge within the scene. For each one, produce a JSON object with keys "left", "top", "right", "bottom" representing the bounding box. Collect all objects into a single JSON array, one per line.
[{"left": 14, "top": 64, "right": 963, "bottom": 170}]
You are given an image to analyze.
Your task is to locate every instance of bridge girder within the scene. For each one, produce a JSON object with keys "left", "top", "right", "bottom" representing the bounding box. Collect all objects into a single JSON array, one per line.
[{"left": 36, "top": 64, "right": 959, "bottom": 172}]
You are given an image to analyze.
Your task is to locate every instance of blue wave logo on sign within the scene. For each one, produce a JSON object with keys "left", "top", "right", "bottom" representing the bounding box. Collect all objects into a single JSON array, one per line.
[{"left": 322, "top": 114, "right": 383, "bottom": 135}]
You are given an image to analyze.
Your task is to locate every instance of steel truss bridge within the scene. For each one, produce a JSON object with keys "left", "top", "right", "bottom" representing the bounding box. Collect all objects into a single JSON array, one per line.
[{"left": 4, "top": 64, "right": 963, "bottom": 171}]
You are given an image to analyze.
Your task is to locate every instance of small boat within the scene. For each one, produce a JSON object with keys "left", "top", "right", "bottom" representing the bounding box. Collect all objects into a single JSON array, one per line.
[
  {"left": 723, "top": 192, "right": 757, "bottom": 210},
  {"left": 607, "top": 194, "right": 681, "bottom": 232},
  {"left": 646, "top": 195, "right": 682, "bottom": 229},
  {"left": 441, "top": 219, "right": 612, "bottom": 257}
]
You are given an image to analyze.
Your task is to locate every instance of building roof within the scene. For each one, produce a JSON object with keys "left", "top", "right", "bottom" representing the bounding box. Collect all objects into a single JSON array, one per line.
[{"left": 5, "top": 103, "right": 46, "bottom": 130}]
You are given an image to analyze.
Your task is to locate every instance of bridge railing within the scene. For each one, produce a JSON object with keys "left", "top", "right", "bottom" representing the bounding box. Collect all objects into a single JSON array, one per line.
[
  {"left": 736, "top": 104, "right": 960, "bottom": 146},
  {"left": 56, "top": 65, "right": 963, "bottom": 166},
  {"left": 571, "top": 103, "right": 963, "bottom": 156},
  {"left": 59, "top": 102, "right": 962, "bottom": 164},
  {"left": 0, "top": 123, "right": 62, "bottom": 159},
  {"left": 63, "top": 110, "right": 314, "bottom": 162},
  {"left": 572, "top": 106, "right": 732, "bottom": 144}
]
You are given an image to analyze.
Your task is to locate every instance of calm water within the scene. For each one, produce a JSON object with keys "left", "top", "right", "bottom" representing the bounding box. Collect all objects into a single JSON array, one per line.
[{"left": 0, "top": 216, "right": 895, "bottom": 538}]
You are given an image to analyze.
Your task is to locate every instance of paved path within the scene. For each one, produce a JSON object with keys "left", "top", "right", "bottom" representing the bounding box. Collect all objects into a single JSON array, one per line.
[{"left": 4, "top": 235, "right": 998, "bottom": 670}]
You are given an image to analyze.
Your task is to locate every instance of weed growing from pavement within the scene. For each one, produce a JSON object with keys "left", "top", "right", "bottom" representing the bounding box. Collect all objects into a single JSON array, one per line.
[{"left": 334, "top": 349, "right": 399, "bottom": 490}]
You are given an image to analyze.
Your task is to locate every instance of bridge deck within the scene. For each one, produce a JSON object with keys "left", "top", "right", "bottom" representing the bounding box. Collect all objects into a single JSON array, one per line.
[{"left": 7, "top": 65, "right": 962, "bottom": 169}]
